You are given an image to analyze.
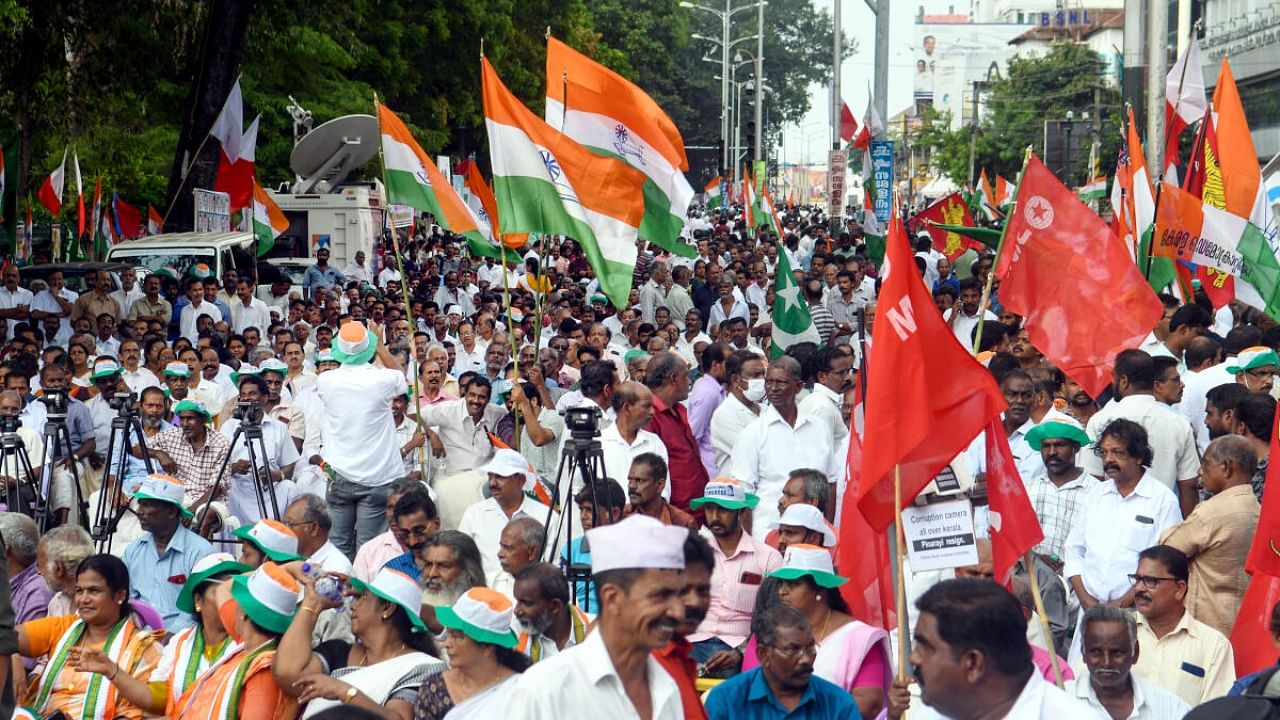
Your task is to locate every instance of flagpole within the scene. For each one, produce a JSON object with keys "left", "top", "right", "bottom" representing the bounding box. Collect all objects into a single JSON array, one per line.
[
  {"left": 373, "top": 92, "right": 430, "bottom": 480},
  {"left": 893, "top": 464, "right": 909, "bottom": 680},
  {"left": 972, "top": 148, "right": 1032, "bottom": 355},
  {"left": 502, "top": 257, "right": 522, "bottom": 448},
  {"left": 1024, "top": 550, "right": 1065, "bottom": 689}
]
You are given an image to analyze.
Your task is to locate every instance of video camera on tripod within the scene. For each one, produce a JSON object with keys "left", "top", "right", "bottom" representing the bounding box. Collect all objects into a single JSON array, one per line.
[
  {"left": 39, "top": 388, "right": 69, "bottom": 421},
  {"left": 544, "top": 404, "right": 607, "bottom": 598},
  {"left": 231, "top": 401, "right": 263, "bottom": 425},
  {"left": 106, "top": 392, "right": 137, "bottom": 415}
]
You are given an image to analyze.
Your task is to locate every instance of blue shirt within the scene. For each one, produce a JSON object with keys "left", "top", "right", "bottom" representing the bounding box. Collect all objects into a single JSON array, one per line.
[
  {"left": 705, "top": 667, "right": 862, "bottom": 720},
  {"left": 1229, "top": 661, "right": 1280, "bottom": 696},
  {"left": 303, "top": 264, "right": 346, "bottom": 291},
  {"left": 560, "top": 538, "right": 596, "bottom": 614},
  {"left": 122, "top": 524, "right": 213, "bottom": 634}
]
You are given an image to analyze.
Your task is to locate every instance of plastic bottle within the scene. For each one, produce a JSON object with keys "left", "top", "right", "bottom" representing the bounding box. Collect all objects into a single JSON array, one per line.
[{"left": 301, "top": 562, "right": 344, "bottom": 606}]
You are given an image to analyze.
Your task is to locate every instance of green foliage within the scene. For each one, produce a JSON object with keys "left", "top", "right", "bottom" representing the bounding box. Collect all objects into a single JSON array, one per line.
[
  {"left": 914, "top": 42, "right": 1122, "bottom": 186},
  {"left": 2, "top": 0, "right": 840, "bottom": 221}
]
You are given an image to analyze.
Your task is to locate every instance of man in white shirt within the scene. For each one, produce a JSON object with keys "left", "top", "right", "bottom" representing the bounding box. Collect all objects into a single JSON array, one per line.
[
  {"left": 316, "top": 322, "right": 409, "bottom": 556},
  {"left": 710, "top": 349, "right": 766, "bottom": 476},
  {"left": 433, "top": 271, "right": 476, "bottom": 318},
  {"left": 117, "top": 339, "right": 160, "bottom": 394},
  {"left": 942, "top": 276, "right": 997, "bottom": 349},
  {"left": 0, "top": 265, "right": 33, "bottom": 336},
  {"left": 109, "top": 267, "right": 144, "bottom": 321},
  {"left": 417, "top": 376, "right": 508, "bottom": 529},
  {"left": 457, "top": 448, "right": 557, "bottom": 589},
  {"left": 1084, "top": 350, "right": 1201, "bottom": 517},
  {"left": 797, "top": 346, "right": 850, "bottom": 446},
  {"left": 731, "top": 357, "right": 836, "bottom": 538},
  {"left": 30, "top": 270, "right": 78, "bottom": 339},
  {"left": 283, "top": 493, "right": 354, "bottom": 576},
  {"left": 452, "top": 319, "right": 486, "bottom": 375},
  {"left": 1064, "top": 419, "right": 1181, "bottom": 653},
  {"left": 599, "top": 381, "right": 669, "bottom": 499},
  {"left": 231, "top": 277, "right": 272, "bottom": 335},
  {"left": 903, "top": 578, "right": 1090, "bottom": 719},
  {"left": 220, "top": 375, "right": 301, "bottom": 526},
  {"left": 341, "top": 251, "right": 373, "bottom": 286},
  {"left": 508, "top": 515, "right": 688, "bottom": 720},
  {"left": 1068, "top": 605, "right": 1190, "bottom": 719},
  {"left": 377, "top": 263, "right": 402, "bottom": 289},
  {"left": 178, "top": 277, "right": 220, "bottom": 344}
]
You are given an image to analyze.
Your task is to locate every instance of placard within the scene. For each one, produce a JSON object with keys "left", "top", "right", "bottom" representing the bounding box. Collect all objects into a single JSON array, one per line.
[
  {"left": 193, "top": 188, "right": 232, "bottom": 232},
  {"left": 870, "top": 140, "right": 894, "bottom": 224},
  {"left": 827, "top": 150, "right": 848, "bottom": 219},
  {"left": 902, "top": 499, "right": 979, "bottom": 572}
]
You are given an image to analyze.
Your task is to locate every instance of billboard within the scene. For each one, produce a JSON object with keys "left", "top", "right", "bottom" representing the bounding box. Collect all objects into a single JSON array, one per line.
[{"left": 912, "top": 21, "right": 1027, "bottom": 124}]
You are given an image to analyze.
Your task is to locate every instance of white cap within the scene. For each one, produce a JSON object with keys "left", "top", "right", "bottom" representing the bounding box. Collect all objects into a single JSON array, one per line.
[
  {"left": 258, "top": 358, "right": 288, "bottom": 374},
  {"left": 778, "top": 504, "right": 837, "bottom": 547},
  {"left": 476, "top": 448, "right": 536, "bottom": 491},
  {"left": 587, "top": 514, "right": 687, "bottom": 573},
  {"left": 446, "top": 304, "right": 463, "bottom": 316}
]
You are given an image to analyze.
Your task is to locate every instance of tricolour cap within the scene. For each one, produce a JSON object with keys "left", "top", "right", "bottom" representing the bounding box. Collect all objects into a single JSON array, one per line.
[
  {"left": 1227, "top": 346, "right": 1280, "bottom": 374},
  {"left": 163, "top": 361, "right": 191, "bottom": 378},
  {"left": 176, "top": 552, "right": 250, "bottom": 614},
  {"left": 768, "top": 544, "right": 848, "bottom": 588},
  {"left": 435, "top": 587, "right": 518, "bottom": 648},
  {"left": 230, "top": 562, "right": 299, "bottom": 634},
  {"left": 231, "top": 518, "right": 302, "bottom": 563},
  {"left": 350, "top": 567, "right": 430, "bottom": 633},
  {"left": 777, "top": 504, "right": 836, "bottom": 547},
  {"left": 331, "top": 322, "right": 376, "bottom": 364},
  {"left": 91, "top": 358, "right": 122, "bottom": 380},
  {"left": 587, "top": 514, "right": 687, "bottom": 574},
  {"left": 258, "top": 358, "right": 288, "bottom": 376},
  {"left": 132, "top": 473, "right": 192, "bottom": 519}
]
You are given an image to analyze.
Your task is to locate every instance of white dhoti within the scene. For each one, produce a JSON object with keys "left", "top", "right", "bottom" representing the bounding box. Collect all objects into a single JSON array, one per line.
[{"left": 433, "top": 469, "right": 484, "bottom": 531}]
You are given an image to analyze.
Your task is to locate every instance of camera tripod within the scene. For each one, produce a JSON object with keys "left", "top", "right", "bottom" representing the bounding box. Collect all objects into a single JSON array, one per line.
[
  {"left": 0, "top": 416, "right": 39, "bottom": 518},
  {"left": 36, "top": 407, "right": 89, "bottom": 534},
  {"left": 91, "top": 394, "right": 155, "bottom": 554},
  {"left": 541, "top": 407, "right": 610, "bottom": 606},
  {"left": 194, "top": 405, "right": 280, "bottom": 535}
]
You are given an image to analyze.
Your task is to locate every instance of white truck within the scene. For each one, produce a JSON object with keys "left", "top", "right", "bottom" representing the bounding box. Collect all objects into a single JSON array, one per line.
[{"left": 263, "top": 182, "right": 385, "bottom": 272}]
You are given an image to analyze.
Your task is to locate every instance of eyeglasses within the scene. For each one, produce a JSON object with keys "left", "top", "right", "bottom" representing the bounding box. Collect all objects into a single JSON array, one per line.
[
  {"left": 284, "top": 520, "right": 317, "bottom": 531},
  {"left": 1092, "top": 447, "right": 1130, "bottom": 459},
  {"left": 1128, "top": 574, "right": 1178, "bottom": 589},
  {"left": 766, "top": 642, "right": 818, "bottom": 660}
]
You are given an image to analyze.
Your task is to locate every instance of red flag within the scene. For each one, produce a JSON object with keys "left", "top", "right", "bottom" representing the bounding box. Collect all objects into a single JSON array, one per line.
[
  {"left": 997, "top": 154, "right": 1163, "bottom": 399},
  {"left": 839, "top": 101, "right": 859, "bottom": 143},
  {"left": 857, "top": 213, "right": 1007, "bottom": 530},
  {"left": 984, "top": 418, "right": 1046, "bottom": 584},
  {"left": 912, "top": 193, "right": 981, "bottom": 261},
  {"left": 147, "top": 204, "right": 164, "bottom": 235},
  {"left": 837, "top": 377, "right": 896, "bottom": 630},
  {"left": 214, "top": 115, "right": 258, "bottom": 213},
  {"left": 36, "top": 148, "right": 67, "bottom": 216},
  {"left": 1235, "top": 404, "right": 1280, "bottom": 672},
  {"left": 112, "top": 195, "right": 144, "bottom": 239}
]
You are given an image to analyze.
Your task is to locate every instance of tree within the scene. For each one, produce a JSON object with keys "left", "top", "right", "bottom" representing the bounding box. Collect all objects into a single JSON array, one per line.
[{"left": 914, "top": 42, "right": 1122, "bottom": 187}]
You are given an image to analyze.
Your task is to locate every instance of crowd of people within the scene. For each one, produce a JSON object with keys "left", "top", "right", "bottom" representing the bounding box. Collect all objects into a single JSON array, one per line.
[{"left": 0, "top": 204, "right": 1269, "bottom": 719}]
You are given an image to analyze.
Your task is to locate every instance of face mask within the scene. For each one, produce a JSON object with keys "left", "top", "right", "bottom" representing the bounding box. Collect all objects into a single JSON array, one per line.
[{"left": 744, "top": 377, "right": 766, "bottom": 403}]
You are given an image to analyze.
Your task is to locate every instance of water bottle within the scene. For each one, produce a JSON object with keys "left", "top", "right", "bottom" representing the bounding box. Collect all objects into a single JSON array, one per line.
[{"left": 301, "top": 562, "right": 344, "bottom": 606}]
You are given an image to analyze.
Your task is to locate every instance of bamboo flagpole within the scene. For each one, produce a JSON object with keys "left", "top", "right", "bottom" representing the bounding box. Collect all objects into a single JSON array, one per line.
[
  {"left": 372, "top": 92, "right": 430, "bottom": 479},
  {"left": 893, "top": 464, "right": 909, "bottom": 679},
  {"left": 1024, "top": 551, "right": 1065, "bottom": 688}
]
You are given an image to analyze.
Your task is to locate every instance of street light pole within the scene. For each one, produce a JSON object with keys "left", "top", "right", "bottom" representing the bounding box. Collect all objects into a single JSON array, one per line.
[
  {"left": 721, "top": 0, "right": 731, "bottom": 174},
  {"left": 755, "top": 0, "right": 765, "bottom": 163}
]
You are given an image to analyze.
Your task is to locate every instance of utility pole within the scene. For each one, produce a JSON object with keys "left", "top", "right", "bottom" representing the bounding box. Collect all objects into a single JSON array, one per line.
[
  {"left": 722, "top": 0, "right": 730, "bottom": 174},
  {"left": 968, "top": 80, "right": 981, "bottom": 187},
  {"left": 868, "top": 0, "right": 888, "bottom": 131},
  {"left": 831, "top": 0, "right": 842, "bottom": 151},
  {"left": 1146, "top": 0, "right": 1168, "bottom": 175},
  {"left": 755, "top": 1, "right": 765, "bottom": 162},
  {"left": 1092, "top": 84, "right": 1102, "bottom": 170}
]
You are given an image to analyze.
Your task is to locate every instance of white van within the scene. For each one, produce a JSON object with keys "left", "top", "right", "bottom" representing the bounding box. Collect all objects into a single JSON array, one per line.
[
  {"left": 264, "top": 183, "right": 384, "bottom": 271},
  {"left": 105, "top": 231, "right": 259, "bottom": 283}
]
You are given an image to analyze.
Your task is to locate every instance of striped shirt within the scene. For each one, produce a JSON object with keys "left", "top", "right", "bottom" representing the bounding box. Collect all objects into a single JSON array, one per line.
[
  {"left": 687, "top": 528, "right": 783, "bottom": 648},
  {"left": 1027, "top": 471, "right": 1100, "bottom": 559},
  {"left": 807, "top": 302, "right": 836, "bottom": 344}
]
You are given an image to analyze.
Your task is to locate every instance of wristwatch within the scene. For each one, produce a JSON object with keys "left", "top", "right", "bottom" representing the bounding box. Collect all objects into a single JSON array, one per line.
[{"left": 342, "top": 687, "right": 358, "bottom": 705}]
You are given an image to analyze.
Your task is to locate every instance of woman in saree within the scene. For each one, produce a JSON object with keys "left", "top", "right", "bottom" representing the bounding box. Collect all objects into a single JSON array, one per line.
[
  {"left": 413, "top": 587, "right": 531, "bottom": 720},
  {"left": 276, "top": 565, "right": 446, "bottom": 719},
  {"left": 75, "top": 553, "right": 248, "bottom": 716},
  {"left": 16, "top": 554, "right": 162, "bottom": 720},
  {"left": 173, "top": 561, "right": 301, "bottom": 720}
]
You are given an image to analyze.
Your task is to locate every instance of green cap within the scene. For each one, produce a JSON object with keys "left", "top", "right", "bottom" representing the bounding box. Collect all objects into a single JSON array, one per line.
[{"left": 1025, "top": 421, "right": 1091, "bottom": 450}]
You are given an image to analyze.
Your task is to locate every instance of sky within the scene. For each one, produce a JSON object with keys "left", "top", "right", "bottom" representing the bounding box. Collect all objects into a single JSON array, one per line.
[{"left": 781, "top": 0, "right": 927, "bottom": 166}]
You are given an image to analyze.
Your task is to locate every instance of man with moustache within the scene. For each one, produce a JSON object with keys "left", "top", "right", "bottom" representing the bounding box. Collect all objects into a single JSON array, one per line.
[
  {"left": 1025, "top": 422, "right": 1100, "bottom": 571},
  {"left": 512, "top": 562, "right": 593, "bottom": 662},
  {"left": 509, "top": 515, "right": 688, "bottom": 720},
  {"left": 352, "top": 481, "right": 436, "bottom": 583},
  {"left": 968, "top": 370, "right": 1045, "bottom": 483},
  {"left": 1060, "top": 373, "right": 1100, "bottom": 427},
  {"left": 1064, "top": 420, "right": 1181, "bottom": 639},
  {"left": 1203, "top": 383, "right": 1249, "bottom": 442},
  {"left": 689, "top": 479, "right": 783, "bottom": 678},
  {"left": 655, "top": 530, "right": 715, "bottom": 720},
  {"left": 1068, "top": 605, "right": 1190, "bottom": 719},
  {"left": 1130, "top": 545, "right": 1235, "bottom": 705},
  {"left": 706, "top": 605, "right": 859, "bottom": 719},
  {"left": 414, "top": 530, "right": 486, "bottom": 633},
  {"left": 494, "top": 516, "right": 544, "bottom": 599},
  {"left": 798, "top": 346, "right": 853, "bottom": 445},
  {"left": 456, "top": 449, "right": 556, "bottom": 589}
]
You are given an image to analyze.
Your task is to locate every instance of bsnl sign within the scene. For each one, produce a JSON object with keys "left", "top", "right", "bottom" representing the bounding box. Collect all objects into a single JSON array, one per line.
[{"left": 1038, "top": 9, "right": 1093, "bottom": 28}]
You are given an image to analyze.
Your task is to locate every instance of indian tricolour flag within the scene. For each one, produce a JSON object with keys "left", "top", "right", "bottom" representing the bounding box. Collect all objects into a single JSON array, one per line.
[
  {"left": 483, "top": 56, "right": 647, "bottom": 310},
  {"left": 252, "top": 178, "right": 288, "bottom": 255},
  {"left": 377, "top": 102, "right": 503, "bottom": 260},
  {"left": 1154, "top": 181, "right": 1280, "bottom": 316},
  {"left": 706, "top": 176, "right": 723, "bottom": 209},
  {"left": 546, "top": 37, "right": 696, "bottom": 259},
  {"left": 1077, "top": 175, "right": 1107, "bottom": 202}
]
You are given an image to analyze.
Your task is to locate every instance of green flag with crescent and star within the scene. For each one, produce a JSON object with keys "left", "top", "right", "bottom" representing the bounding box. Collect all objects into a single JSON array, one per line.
[{"left": 769, "top": 241, "right": 820, "bottom": 357}]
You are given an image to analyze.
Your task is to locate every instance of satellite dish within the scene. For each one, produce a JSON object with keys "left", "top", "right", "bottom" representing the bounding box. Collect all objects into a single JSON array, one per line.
[{"left": 289, "top": 114, "right": 379, "bottom": 194}]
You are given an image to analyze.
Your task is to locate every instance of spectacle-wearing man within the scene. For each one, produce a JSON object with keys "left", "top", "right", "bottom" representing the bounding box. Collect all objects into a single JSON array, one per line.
[
  {"left": 1068, "top": 604, "right": 1190, "bottom": 719},
  {"left": 122, "top": 474, "right": 214, "bottom": 633}
]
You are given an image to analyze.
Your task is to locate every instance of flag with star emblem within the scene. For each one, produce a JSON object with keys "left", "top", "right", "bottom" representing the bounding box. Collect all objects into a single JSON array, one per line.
[
  {"left": 998, "top": 154, "right": 1163, "bottom": 398},
  {"left": 769, "top": 241, "right": 819, "bottom": 357}
]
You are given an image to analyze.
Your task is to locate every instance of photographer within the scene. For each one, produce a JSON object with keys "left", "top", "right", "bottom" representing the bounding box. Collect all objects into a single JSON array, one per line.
[
  {"left": 84, "top": 358, "right": 125, "bottom": 470},
  {"left": 0, "top": 390, "right": 44, "bottom": 509},
  {"left": 38, "top": 362, "right": 98, "bottom": 526},
  {"left": 218, "top": 374, "right": 300, "bottom": 527}
]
